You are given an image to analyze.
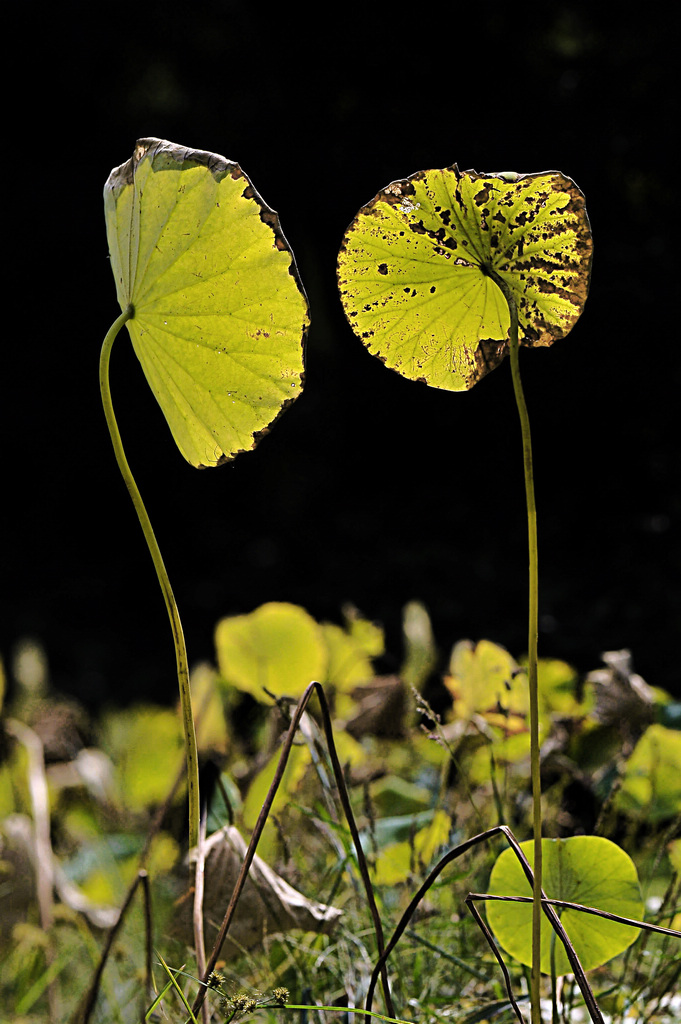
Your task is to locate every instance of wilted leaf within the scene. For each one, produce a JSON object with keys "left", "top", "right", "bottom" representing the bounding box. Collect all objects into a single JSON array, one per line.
[
  {"left": 345, "top": 676, "right": 407, "bottom": 739},
  {"left": 104, "top": 138, "right": 308, "bottom": 467},
  {"left": 338, "top": 165, "right": 592, "bottom": 390},
  {"left": 175, "top": 825, "right": 341, "bottom": 951},
  {"left": 585, "top": 649, "right": 656, "bottom": 730}
]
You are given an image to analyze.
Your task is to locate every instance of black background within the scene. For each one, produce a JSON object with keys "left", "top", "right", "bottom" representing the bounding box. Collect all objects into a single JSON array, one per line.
[{"left": 3, "top": 2, "right": 679, "bottom": 708}]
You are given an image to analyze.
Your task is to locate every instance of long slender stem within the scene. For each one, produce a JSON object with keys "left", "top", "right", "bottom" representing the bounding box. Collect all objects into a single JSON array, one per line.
[
  {"left": 99, "top": 306, "right": 200, "bottom": 853},
  {"left": 487, "top": 270, "right": 542, "bottom": 1023}
]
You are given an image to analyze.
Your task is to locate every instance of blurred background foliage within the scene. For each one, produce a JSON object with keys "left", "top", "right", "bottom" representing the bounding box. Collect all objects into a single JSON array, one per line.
[{"left": 1, "top": 606, "right": 679, "bottom": 1020}]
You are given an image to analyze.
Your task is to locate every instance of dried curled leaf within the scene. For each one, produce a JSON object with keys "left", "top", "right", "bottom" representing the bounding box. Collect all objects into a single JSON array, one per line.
[{"left": 175, "top": 826, "right": 341, "bottom": 951}]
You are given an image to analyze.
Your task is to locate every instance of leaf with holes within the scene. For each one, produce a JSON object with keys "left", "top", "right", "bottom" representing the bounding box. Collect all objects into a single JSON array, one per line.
[
  {"left": 104, "top": 138, "right": 308, "bottom": 467},
  {"left": 486, "top": 836, "right": 643, "bottom": 975},
  {"left": 337, "top": 165, "right": 592, "bottom": 390}
]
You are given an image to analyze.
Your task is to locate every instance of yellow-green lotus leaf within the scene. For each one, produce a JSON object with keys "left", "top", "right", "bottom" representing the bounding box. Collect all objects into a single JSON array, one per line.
[
  {"left": 372, "top": 810, "right": 451, "bottom": 886},
  {"left": 215, "top": 602, "right": 327, "bottom": 700},
  {"left": 105, "top": 138, "right": 308, "bottom": 467},
  {"left": 487, "top": 836, "right": 642, "bottom": 975},
  {"left": 338, "top": 166, "right": 592, "bottom": 390},
  {"left": 445, "top": 639, "right": 526, "bottom": 730}
]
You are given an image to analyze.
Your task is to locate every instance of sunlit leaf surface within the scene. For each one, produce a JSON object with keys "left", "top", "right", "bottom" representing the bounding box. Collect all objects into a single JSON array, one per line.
[
  {"left": 487, "top": 836, "right": 643, "bottom": 975},
  {"left": 105, "top": 138, "right": 308, "bottom": 467},
  {"left": 338, "top": 165, "right": 592, "bottom": 390},
  {"left": 215, "top": 602, "right": 327, "bottom": 700}
]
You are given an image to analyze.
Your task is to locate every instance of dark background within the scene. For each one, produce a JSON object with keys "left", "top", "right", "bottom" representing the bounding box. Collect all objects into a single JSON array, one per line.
[{"left": 3, "top": 3, "right": 679, "bottom": 709}]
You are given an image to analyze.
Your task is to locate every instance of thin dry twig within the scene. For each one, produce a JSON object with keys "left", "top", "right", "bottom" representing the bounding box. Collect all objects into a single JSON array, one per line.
[
  {"left": 75, "top": 870, "right": 149, "bottom": 1024},
  {"left": 467, "top": 892, "right": 681, "bottom": 938}
]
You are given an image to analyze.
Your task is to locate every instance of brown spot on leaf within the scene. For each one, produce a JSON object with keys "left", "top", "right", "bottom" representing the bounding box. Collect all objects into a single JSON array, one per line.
[
  {"left": 475, "top": 337, "right": 508, "bottom": 375},
  {"left": 475, "top": 183, "right": 494, "bottom": 206}
]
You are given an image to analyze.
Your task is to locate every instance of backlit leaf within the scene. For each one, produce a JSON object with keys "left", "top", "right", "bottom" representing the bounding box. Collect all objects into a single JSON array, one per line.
[
  {"left": 321, "top": 622, "right": 377, "bottom": 689},
  {"left": 616, "top": 724, "right": 681, "bottom": 821},
  {"left": 189, "top": 662, "right": 230, "bottom": 755},
  {"left": 104, "top": 138, "right": 308, "bottom": 467},
  {"left": 445, "top": 639, "right": 525, "bottom": 729},
  {"left": 535, "top": 656, "right": 591, "bottom": 720},
  {"left": 371, "top": 775, "right": 433, "bottom": 817},
  {"left": 487, "top": 836, "right": 643, "bottom": 975},
  {"left": 337, "top": 165, "right": 592, "bottom": 390},
  {"left": 215, "top": 602, "right": 327, "bottom": 700},
  {"left": 320, "top": 620, "right": 375, "bottom": 719},
  {"left": 242, "top": 743, "right": 310, "bottom": 832}
]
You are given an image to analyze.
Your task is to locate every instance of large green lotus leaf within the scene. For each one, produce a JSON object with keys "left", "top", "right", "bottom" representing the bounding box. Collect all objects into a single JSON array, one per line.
[
  {"left": 214, "top": 602, "right": 327, "bottom": 700},
  {"left": 337, "top": 166, "right": 592, "bottom": 390},
  {"left": 487, "top": 836, "right": 643, "bottom": 976},
  {"left": 104, "top": 138, "right": 308, "bottom": 467}
]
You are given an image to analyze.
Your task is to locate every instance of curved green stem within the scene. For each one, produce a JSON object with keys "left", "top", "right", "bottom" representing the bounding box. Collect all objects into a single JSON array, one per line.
[
  {"left": 99, "top": 306, "right": 200, "bottom": 852},
  {"left": 488, "top": 270, "right": 542, "bottom": 1024}
]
